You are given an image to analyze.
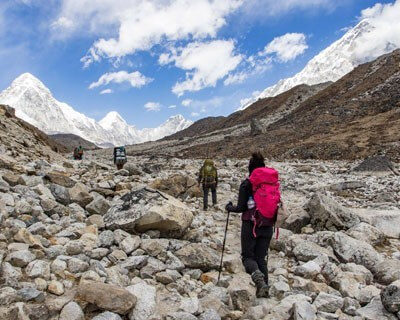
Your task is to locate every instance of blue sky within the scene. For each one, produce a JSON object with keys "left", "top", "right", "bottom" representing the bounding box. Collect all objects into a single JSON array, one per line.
[{"left": 0, "top": 0, "right": 396, "bottom": 128}]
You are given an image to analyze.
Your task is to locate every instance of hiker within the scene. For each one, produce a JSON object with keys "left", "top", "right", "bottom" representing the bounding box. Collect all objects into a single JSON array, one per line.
[
  {"left": 198, "top": 159, "right": 218, "bottom": 210},
  {"left": 114, "top": 146, "right": 127, "bottom": 170},
  {"left": 225, "top": 152, "right": 281, "bottom": 298},
  {"left": 73, "top": 147, "right": 79, "bottom": 160},
  {"left": 77, "top": 145, "right": 84, "bottom": 160}
]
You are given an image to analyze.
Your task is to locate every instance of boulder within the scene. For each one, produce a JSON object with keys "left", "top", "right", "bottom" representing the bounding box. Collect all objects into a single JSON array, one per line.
[
  {"left": 282, "top": 207, "right": 310, "bottom": 233},
  {"left": 329, "top": 232, "right": 383, "bottom": 272},
  {"left": 353, "top": 155, "right": 397, "bottom": 174},
  {"left": 292, "top": 300, "right": 317, "bottom": 320},
  {"left": 49, "top": 184, "right": 71, "bottom": 205},
  {"left": 76, "top": 281, "right": 136, "bottom": 315},
  {"left": 59, "top": 301, "right": 84, "bottom": 320},
  {"left": 313, "top": 292, "right": 343, "bottom": 313},
  {"left": 126, "top": 282, "right": 157, "bottom": 320},
  {"left": 104, "top": 188, "right": 193, "bottom": 238},
  {"left": 305, "top": 193, "right": 360, "bottom": 231},
  {"left": 124, "top": 163, "right": 142, "bottom": 176},
  {"left": 347, "top": 222, "right": 385, "bottom": 246},
  {"left": 150, "top": 174, "right": 201, "bottom": 199},
  {"left": 92, "top": 312, "right": 123, "bottom": 320},
  {"left": 86, "top": 194, "right": 110, "bottom": 216},
  {"left": 227, "top": 272, "right": 256, "bottom": 312},
  {"left": 250, "top": 119, "right": 264, "bottom": 136},
  {"left": 69, "top": 183, "right": 93, "bottom": 207},
  {"left": 45, "top": 171, "right": 76, "bottom": 188},
  {"left": 2, "top": 173, "right": 21, "bottom": 186},
  {"left": 175, "top": 243, "right": 219, "bottom": 271},
  {"left": 0, "top": 154, "right": 17, "bottom": 170},
  {"left": 374, "top": 259, "right": 400, "bottom": 285},
  {"left": 357, "top": 296, "right": 397, "bottom": 320},
  {"left": 381, "top": 280, "right": 400, "bottom": 314}
]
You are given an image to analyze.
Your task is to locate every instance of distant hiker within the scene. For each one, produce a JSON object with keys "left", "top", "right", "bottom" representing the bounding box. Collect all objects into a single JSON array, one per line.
[
  {"left": 77, "top": 145, "right": 84, "bottom": 160},
  {"left": 73, "top": 147, "right": 79, "bottom": 160},
  {"left": 225, "top": 152, "right": 281, "bottom": 298},
  {"left": 198, "top": 159, "right": 218, "bottom": 211},
  {"left": 114, "top": 146, "right": 127, "bottom": 170}
]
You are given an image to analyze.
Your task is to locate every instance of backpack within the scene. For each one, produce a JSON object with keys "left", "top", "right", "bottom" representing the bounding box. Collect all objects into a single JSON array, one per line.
[
  {"left": 202, "top": 160, "right": 217, "bottom": 185},
  {"left": 115, "top": 147, "right": 127, "bottom": 165},
  {"left": 248, "top": 167, "right": 281, "bottom": 236}
]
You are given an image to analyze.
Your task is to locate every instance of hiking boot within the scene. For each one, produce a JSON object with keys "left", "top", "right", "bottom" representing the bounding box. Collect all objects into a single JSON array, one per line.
[{"left": 251, "top": 270, "right": 269, "bottom": 298}]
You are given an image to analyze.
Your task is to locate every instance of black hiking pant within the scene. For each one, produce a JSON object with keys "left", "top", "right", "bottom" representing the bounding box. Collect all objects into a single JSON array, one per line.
[
  {"left": 203, "top": 184, "right": 217, "bottom": 210},
  {"left": 241, "top": 220, "right": 273, "bottom": 284}
]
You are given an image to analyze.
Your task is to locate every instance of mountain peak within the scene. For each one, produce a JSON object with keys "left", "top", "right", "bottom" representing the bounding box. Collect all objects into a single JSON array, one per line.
[
  {"left": 12, "top": 73, "right": 46, "bottom": 88},
  {"left": 99, "top": 111, "right": 127, "bottom": 130}
]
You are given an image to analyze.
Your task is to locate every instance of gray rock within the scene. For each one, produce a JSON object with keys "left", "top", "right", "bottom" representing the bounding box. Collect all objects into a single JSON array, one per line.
[
  {"left": 98, "top": 230, "right": 115, "bottom": 247},
  {"left": 49, "top": 184, "right": 71, "bottom": 205},
  {"left": 65, "top": 240, "right": 85, "bottom": 255},
  {"left": 0, "top": 287, "right": 18, "bottom": 305},
  {"left": 199, "top": 309, "right": 221, "bottom": 320},
  {"left": 25, "top": 260, "right": 50, "bottom": 279},
  {"left": 330, "top": 232, "right": 383, "bottom": 272},
  {"left": 124, "top": 163, "right": 142, "bottom": 176},
  {"left": 92, "top": 312, "right": 123, "bottom": 320},
  {"left": 250, "top": 118, "right": 265, "bottom": 136},
  {"left": 67, "top": 258, "right": 89, "bottom": 273},
  {"left": 347, "top": 222, "right": 385, "bottom": 246},
  {"left": 282, "top": 207, "right": 311, "bottom": 233},
  {"left": 167, "top": 312, "right": 197, "bottom": 320},
  {"left": 357, "top": 296, "right": 397, "bottom": 320},
  {"left": 126, "top": 282, "right": 157, "bottom": 320},
  {"left": 306, "top": 193, "right": 360, "bottom": 231},
  {"left": 175, "top": 243, "right": 219, "bottom": 271},
  {"left": 104, "top": 188, "right": 193, "bottom": 238},
  {"left": 17, "top": 287, "right": 45, "bottom": 303},
  {"left": 374, "top": 259, "right": 400, "bottom": 285},
  {"left": 293, "top": 300, "right": 317, "bottom": 320},
  {"left": 342, "top": 297, "right": 361, "bottom": 316},
  {"left": 227, "top": 272, "right": 256, "bottom": 312},
  {"left": 59, "top": 301, "right": 84, "bottom": 320},
  {"left": 381, "top": 280, "right": 400, "bottom": 314},
  {"left": 120, "top": 236, "right": 141, "bottom": 255},
  {"left": 69, "top": 183, "right": 93, "bottom": 207},
  {"left": 6, "top": 250, "right": 35, "bottom": 267},
  {"left": 313, "top": 292, "right": 344, "bottom": 313},
  {"left": 120, "top": 255, "right": 149, "bottom": 271},
  {"left": 86, "top": 194, "right": 110, "bottom": 216}
]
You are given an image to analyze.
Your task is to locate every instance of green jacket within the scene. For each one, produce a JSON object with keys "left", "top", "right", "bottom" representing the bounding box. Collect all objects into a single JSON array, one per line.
[{"left": 198, "top": 159, "right": 218, "bottom": 186}]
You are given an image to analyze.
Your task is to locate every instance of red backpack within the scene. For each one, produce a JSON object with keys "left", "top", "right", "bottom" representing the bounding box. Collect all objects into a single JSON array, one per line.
[{"left": 249, "top": 167, "right": 281, "bottom": 236}]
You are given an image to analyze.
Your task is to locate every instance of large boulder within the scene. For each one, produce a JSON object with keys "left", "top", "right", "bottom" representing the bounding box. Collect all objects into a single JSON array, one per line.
[
  {"left": 351, "top": 208, "right": 400, "bottom": 239},
  {"left": 49, "top": 184, "right": 71, "bottom": 206},
  {"left": 150, "top": 174, "right": 201, "bottom": 199},
  {"left": 306, "top": 193, "right": 360, "bottom": 231},
  {"left": 76, "top": 281, "right": 136, "bottom": 315},
  {"left": 86, "top": 194, "right": 110, "bottom": 216},
  {"left": 250, "top": 119, "right": 265, "bottom": 136},
  {"left": 104, "top": 188, "right": 193, "bottom": 238},
  {"left": 281, "top": 207, "right": 310, "bottom": 233},
  {"left": 175, "top": 243, "right": 219, "bottom": 271},
  {"left": 69, "top": 183, "right": 93, "bottom": 207},
  {"left": 227, "top": 273, "right": 256, "bottom": 312},
  {"left": 353, "top": 155, "right": 397, "bottom": 175},
  {"left": 126, "top": 281, "right": 157, "bottom": 320},
  {"left": 329, "top": 232, "right": 383, "bottom": 273},
  {"left": 374, "top": 259, "right": 400, "bottom": 285},
  {"left": 346, "top": 222, "right": 385, "bottom": 246},
  {"left": 381, "top": 280, "right": 400, "bottom": 314},
  {"left": 45, "top": 171, "right": 76, "bottom": 188},
  {"left": 357, "top": 296, "right": 397, "bottom": 320}
]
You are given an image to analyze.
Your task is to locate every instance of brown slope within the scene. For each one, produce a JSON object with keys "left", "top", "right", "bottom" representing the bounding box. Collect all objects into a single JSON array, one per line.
[
  {"left": 50, "top": 133, "right": 99, "bottom": 152},
  {"left": 165, "top": 83, "right": 329, "bottom": 140},
  {"left": 0, "top": 104, "right": 66, "bottom": 162},
  {"left": 179, "top": 49, "right": 400, "bottom": 161}
]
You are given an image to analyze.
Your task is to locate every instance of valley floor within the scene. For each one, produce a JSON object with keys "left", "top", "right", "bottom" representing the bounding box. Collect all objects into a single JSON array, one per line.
[{"left": 0, "top": 149, "right": 400, "bottom": 319}]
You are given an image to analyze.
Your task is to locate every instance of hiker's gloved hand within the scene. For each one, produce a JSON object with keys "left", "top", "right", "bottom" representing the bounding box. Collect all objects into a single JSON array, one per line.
[{"left": 225, "top": 201, "right": 233, "bottom": 212}]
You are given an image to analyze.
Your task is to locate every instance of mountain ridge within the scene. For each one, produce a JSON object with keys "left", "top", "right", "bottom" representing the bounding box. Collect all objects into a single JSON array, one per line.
[{"left": 0, "top": 73, "right": 192, "bottom": 147}]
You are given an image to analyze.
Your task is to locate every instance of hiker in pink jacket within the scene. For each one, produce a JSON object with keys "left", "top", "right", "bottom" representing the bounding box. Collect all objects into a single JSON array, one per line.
[{"left": 226, "top": 152, "right": 281, "bottom": 298}]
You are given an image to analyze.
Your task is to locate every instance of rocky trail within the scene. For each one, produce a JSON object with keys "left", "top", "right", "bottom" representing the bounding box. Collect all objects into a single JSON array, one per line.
[{"left": 1, "top": 146, "right": 400, "bottom": 320}]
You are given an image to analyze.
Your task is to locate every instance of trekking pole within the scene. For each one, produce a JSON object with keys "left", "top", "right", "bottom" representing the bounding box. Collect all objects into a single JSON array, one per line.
[{"left": 217, "top": 210, "right": 230, "bottom": 285}]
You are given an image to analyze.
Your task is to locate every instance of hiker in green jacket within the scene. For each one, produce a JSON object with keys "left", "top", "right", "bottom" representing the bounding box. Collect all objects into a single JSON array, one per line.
[{"left": 198, "top": 159, "right": 218, "bottom": 211}]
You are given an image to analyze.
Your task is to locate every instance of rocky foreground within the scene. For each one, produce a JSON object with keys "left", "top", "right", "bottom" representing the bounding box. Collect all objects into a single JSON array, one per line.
[{"left": 0, "top": 150, "right": 400, "bottom": 320}]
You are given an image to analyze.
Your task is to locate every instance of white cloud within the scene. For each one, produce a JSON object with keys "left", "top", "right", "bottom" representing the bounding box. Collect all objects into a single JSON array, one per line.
[
  {"left": 262, "top": 33, "right": 308, "bottom": 62},
  {"left": 100, "top": 89, "right": 113, "bottom": 94},
  {"left": 182, "top": 99, "right": 192, "bottom": 107},
  {"left": 53, "top": 0, "right": 241, "bottom": 65},
  {"left": 191, "top": 112, "right": 200, "bottom": 117},
  {"left": 352, "top": 0, "right": 400, "bottom": 62},
  {"left": 89, "top": 71, "right": 152, "bottom": 89},
  {"left": 144, "top": 102, "right": 161, "bottom": 112},
  {"left": 162, "top": 40, "right": 242, "bottom": 96},
  {"left": 168, "top": 105, "right": 177, "bottom": 109}
]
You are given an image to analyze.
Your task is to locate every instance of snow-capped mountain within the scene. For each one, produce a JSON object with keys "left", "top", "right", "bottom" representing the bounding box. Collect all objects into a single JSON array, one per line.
[
  {"left": 241, "top": 19, "right": 396, "bottom": 108},
  {"left": 0, "top": 73, "right": 192, "bottom": 146}
]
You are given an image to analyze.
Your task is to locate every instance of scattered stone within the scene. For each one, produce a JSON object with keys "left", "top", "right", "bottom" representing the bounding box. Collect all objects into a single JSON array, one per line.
[
  {"left": 76, "top": 281, "right": 137, "bottom": 315},
  {"left": 176, "top": 243, "right": 219, "bottom": 271},
  {"left": 59, "top": 301, "right": 84, "bottom": 320},
  {"left": 69, "top": 183, "right": 93, "bottom": 207},
  {"left": 381, "top": 280, "right": 400, "bottom": 314}
]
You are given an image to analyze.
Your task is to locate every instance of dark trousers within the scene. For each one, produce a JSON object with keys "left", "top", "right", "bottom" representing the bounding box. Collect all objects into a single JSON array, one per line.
[
  {"left": 241, "top": 220, "right": 273, "bottom": 284},
  {"left": 203, "top": 184, "right": 217, "bottom": 209}
]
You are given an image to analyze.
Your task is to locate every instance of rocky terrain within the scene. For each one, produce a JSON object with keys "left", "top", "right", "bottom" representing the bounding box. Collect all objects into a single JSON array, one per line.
[
  {"left": 50, "top": 134, "right": 99, "bottom": 152},
  {"left": 1, "top": 130, "right": 400, "bottom": 320}
]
